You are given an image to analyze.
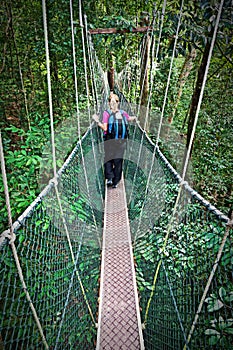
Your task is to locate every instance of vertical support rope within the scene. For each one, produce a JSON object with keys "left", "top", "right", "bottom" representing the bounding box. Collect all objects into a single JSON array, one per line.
[
  {"left": 84, "top": 14, "right": 104, "bottom": 205},
  {"left": 155, "top": 0, "right": 183, "bottom": 148},
  {"left": 136, "top": 30, "right": 151, "bottom": 115},
  {"left": 78, "top": 0, "right": 101, "bottom": 244},
  {"left": 161, "top": 260, "right": 190, "bottom": 349},
  {"left": 183, "top": 219, "right": 232, "bottom": 350},
  {"left": 127, "top": 2, "right": 167, "bottom": 206},
  {"left": 42, "top": 0, "right": 96, "bottom": 326},
  {"left": 134, "top": 0, "right": 180, "bottom": 242},
  {"left": 84, "top": 16, "right": 99, "bottom": 113},
  {"left": 54, "top": 225, "right": 86, "bottom": 349},
  {"left": 145, "top": 0, "right": 167, "bottom": 125},
  {"left": 0, "top": 131, "right": 49, "bottom": 350},
  {"left": 69, "top": 0, "right": 81, "bottom": 139},
  {"left": 42, "top": 0, "right": 56, "bottom": 179},
  {"left": 143, "top": 0, "right": 224, "bottom": 329},
  {"left": 128, "top": 0, "right": 167, "bottom": 219}
]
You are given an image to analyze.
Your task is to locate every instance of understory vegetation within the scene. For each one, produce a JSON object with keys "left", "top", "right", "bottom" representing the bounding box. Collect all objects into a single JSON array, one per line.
[{"left": 1, "top": 0, "right": 232, "bottom": 232}]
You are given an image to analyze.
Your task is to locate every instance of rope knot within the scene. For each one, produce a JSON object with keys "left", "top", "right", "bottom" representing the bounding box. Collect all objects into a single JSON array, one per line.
[
  {"left": 50, "top": 178, "right": 58, "bottom": 187},
  {"left": 0, "top": 229, "right": 16, "bottom": 245}
]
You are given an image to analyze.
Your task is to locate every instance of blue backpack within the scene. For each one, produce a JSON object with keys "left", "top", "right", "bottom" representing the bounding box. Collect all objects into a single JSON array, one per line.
[{"left": 106, "top": 109, "right": 129, "bottom": 140}]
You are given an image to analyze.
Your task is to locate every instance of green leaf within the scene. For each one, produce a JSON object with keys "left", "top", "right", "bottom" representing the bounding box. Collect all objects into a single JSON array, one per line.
[
  {"left": 225, "top": 328, "right": 233, "bottom": 335},
  {"left": 205, "top": 329, "right": 220, "bottom": 336},
  {"left": 207, "top": 298, "right": 224, "bottom": 312},
  {"left": 4, "top": 258, "right": 16, "bottom": 268},
  {"left": 19, "top": 234, "right": 25, "bottom": 243},
  {"left": 219, "top": 286, "right": 227, "bottom": 300},
  {"left": 225, "top": 292, "right": 233, "bottom": 303},
  {"left": 208, "top": 335, "right": 220, "bottom": 346}
]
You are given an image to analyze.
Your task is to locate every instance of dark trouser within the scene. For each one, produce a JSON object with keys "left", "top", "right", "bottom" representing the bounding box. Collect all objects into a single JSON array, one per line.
[{"left": 104, "top": 139, "right": 127, "bottom": 186}]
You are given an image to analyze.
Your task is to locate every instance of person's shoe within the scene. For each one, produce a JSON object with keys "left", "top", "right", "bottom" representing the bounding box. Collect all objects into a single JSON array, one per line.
[
  {"left": 107, "top": 179, "right": 113, "bottom": 186},
  {"left": 112, "top": 184, "right": 118, "bottom": 188}
]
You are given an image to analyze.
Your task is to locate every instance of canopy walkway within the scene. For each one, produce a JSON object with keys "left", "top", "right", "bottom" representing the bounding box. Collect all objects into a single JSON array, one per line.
[
  {"left": 1, "top": 121, "right": 232, "bottom": 349},
  {"left": 1, "top": 0, "right": 232, "bottom": 349}
]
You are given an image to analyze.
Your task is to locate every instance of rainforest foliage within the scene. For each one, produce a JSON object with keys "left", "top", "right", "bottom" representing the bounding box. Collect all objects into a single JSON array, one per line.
[{"left": 0, "top": 0, "right": 232, "bottom": 232}]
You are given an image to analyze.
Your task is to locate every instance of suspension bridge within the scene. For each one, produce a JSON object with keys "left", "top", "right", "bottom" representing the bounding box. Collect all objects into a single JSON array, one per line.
[{"left": 1, "top": 0, "right": 232, "bottom": 349}]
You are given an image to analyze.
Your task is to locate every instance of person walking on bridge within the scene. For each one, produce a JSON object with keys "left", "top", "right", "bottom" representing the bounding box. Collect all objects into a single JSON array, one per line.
[{"left": 93, "top": 93, "right": 136, "bottom": 188}]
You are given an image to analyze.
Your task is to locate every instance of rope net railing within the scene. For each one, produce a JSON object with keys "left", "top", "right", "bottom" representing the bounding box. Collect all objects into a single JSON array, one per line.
[
  {"left": 123, "top": 124, "right": 233, "bottom": 350},
  {"left": 0, "top": 126, "right": 104, "bottom": 350},
  {"left": 1, "top": 106, "right": 232, "bottom": 349}
]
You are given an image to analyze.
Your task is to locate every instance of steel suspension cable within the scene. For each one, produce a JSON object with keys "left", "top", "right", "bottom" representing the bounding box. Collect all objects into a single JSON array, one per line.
[
  {"left": 0, "top": 131, "right": 49, "bottom": 350},
  {"left": 143, "top": 0, "right": 224, "bottom": 329}
]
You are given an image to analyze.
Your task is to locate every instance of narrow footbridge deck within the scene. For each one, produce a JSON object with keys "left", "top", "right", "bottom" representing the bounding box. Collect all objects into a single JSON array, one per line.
[{"left": 96, "top": 178, "right": 144, "bottom": 350}]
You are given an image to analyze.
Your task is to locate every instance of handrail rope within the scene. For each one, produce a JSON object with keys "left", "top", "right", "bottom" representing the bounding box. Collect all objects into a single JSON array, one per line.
[
  {"left": 128, "top": 2, "right": 167, "bottom": 207},
  {"left": 135, "top": 121, "right": 229, "bottom": 222},
  {"left": 79, "top": 1, "right": 102, "bottom": 244},
  {"left": 42, "top": 0, "right": 96, "bottom": 326},
  {"left": 0, "top": 131, "right": 49, "bottom": 350},
  {"left": 84, "top": 15, "right": 104, "bottom": 205},
  {"left": 0, "top": 127, "right": 93, "bottom": 245},
  {"left": 143, "top": 0, "right": 223, "bottom": 327},
  {"left": 161, "top": 259, "right": 190, "bottom": 349}
]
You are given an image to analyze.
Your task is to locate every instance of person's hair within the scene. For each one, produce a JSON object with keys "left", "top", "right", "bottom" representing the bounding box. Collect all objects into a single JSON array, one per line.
[{"left": 108, "top": 94, "right": 119, "bottom": 102}]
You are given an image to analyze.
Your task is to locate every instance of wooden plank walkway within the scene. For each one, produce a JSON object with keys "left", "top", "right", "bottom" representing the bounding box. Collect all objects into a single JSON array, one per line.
[{"left": 96, "top": 177, "right": 144, "bottom": 350}]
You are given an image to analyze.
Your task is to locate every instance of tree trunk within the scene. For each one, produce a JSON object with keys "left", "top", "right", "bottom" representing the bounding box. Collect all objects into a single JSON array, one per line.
[
  {"left": 181, "top": 29, "right": 215, "bottom": 179},
  {"left": 107, "top": 67, "right": 114, "bottom": 91},
  {"left": 107, "top": 52, "right": 114, "bottom": 91},
  {"left": 186, "top": 38, "right": 212, "bottom": 154},
  {"left": 138, "top": 35, "right": 150, "bottom": 130},
  {"left": 7, "top": 1, "right": 30, "bottom": 129},
  {"left": 169, "top": 47, "right": 196, "bottom": 124},
  {"left": 139, "top": 35, "right": 150, "bottom": 107}
]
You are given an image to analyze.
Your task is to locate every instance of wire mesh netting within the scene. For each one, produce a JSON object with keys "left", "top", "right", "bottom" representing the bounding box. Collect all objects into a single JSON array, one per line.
[
  {"left": 0, "top": 127, "right": 104, "bottom": 350},
  {"left": 124, "top": 125, "right": 233, "bottom": 350}
]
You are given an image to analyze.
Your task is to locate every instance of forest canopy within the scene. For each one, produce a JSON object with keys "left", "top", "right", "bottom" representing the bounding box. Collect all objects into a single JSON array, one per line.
[{"left": 0, "top": 0, "right": 232, "bottom": 233}]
